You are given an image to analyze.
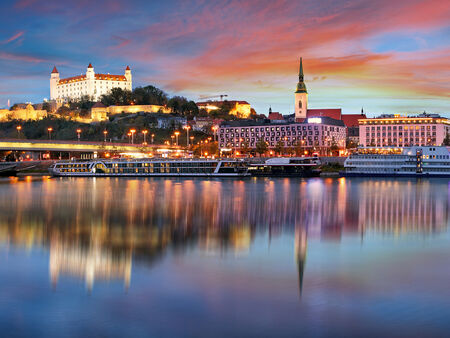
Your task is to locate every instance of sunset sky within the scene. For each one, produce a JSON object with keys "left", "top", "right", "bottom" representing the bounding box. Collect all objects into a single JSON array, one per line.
[{"left": 0, "top": 0, "right": 448, "bottom": 116}]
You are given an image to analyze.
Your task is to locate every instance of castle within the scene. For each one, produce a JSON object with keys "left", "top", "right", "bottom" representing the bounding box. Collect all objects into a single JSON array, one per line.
[{"left": 50, "top": 63, "right": 132, "bottom": 102}]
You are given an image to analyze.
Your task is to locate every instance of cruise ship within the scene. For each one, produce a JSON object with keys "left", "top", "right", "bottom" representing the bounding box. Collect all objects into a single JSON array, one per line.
[
  {"left": 50, "top": 159, "right": 249, "bottom": 177},
  {"left": 343, "top": 146, "right": 450, "bottom": 177}
]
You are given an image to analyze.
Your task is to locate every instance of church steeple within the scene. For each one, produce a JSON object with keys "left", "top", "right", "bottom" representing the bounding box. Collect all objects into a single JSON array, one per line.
[{"left": 295, "top": 57, "right": 307, "bottom": 94}]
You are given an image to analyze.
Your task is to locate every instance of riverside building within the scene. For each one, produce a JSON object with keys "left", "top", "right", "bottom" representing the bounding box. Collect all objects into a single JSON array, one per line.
[
  {"left": 359, "top": 113, "right": 450, "bottom": 147},
  {"left": 50, "top": 63, "right": 132, "bottom": 102},
  {"left": 218, "top": 116, "right": 346, "bottom": 153}
]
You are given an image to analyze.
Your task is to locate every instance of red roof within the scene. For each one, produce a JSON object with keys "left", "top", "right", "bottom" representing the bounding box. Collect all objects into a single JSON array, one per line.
[
  {"left": 92, "top": 102, "right": 106, "bottom": 108},
  {"left": 268, "top": 112, "right": 283, "bottom": 120},
  {"left": 307, "top": 109, "right": 342, "bottom": 120},
  {"left": 58, "top": 75, "right": 87, "bottom": 84},
  {"left": 126, "top": 65, "right": 130, "bottom": 71},
  {"left": 51, "top": 66, "right": 58, "bottom": 74},
  {"left": 88, "top": 63, "right": 93, "bottom": 68},
  {"left": 341, "top": 114, "right": 367, "bottom": 127},
  {"left": 95, "top": 74, "right": 127, "bottom": 81}
]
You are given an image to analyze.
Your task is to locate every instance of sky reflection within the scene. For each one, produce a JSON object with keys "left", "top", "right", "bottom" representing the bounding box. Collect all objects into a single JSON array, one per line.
[{"left": 0, "top": 177, "right": 449, "bottom": 336}]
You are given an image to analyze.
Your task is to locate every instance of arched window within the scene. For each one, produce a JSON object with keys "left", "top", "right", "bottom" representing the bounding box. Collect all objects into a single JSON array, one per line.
[{"left": 299, "top": 101, "right": 302, "bottom": 109}]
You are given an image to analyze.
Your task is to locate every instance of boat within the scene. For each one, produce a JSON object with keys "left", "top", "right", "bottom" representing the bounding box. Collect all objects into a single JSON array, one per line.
[
  {"left": 343, "top": 146, "right": 450, "bottom": 177},
  {"left": 0, "top": 163, "right": 18, "bottom": 176},
  {"left": 248, "top": 156, "right": 321, "bottom": 177},
  {"left": 49, "top": 158, "right": 250, "bottom": 177}
]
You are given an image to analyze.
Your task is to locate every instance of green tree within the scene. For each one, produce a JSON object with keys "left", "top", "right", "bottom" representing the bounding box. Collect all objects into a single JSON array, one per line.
[
  {"left": 274, "top": 140, "right": 285, "bottom": 155},
  {"left": 255, "top": 138, "right": 268, "bottom": 157},
  {"left": 443, "top": 133, "right": 450, "bottom": 146},
  {"left": 240, "top": 140, "right": 250, "bottom": 156}
]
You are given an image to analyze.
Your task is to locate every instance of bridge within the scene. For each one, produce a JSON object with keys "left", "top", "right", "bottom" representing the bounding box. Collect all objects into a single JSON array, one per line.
[{"left": 0, "top": 139, "right": 181, "bottom": 155}]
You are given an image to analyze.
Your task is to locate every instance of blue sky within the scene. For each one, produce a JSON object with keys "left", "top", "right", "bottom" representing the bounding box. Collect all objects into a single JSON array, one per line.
[{"left": 0, "top": 0, "right": 448, "bottom": 117}]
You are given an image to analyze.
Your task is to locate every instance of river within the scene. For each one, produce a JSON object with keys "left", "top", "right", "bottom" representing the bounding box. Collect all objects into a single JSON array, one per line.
[{"left": 0, "top": 176, "right": 449, "bottom": 337}]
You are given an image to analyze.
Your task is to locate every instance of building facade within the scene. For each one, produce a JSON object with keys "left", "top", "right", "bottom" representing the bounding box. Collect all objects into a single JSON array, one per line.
[
  {"left": 196, "top": 100, "right": 252, "bottom": 118},
  {"left": 50, "top": 64, "right": 132, "bottom": 102},
  {"left": 0, "top": 104, "right": 47, "bottom": 122},
  {"left": 219, "top": 116, "right": 346, "bottom": 152},
  {"left": 359, "top": 114, "right": 450, "bottom": 147}
]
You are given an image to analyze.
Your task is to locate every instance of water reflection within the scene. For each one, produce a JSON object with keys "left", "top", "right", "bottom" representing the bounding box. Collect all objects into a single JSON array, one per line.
[{"left": 0, "top": 177, "right": 448, "bottom": 291}]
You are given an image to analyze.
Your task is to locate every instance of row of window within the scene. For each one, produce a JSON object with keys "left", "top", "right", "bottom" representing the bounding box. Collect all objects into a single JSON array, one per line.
[{"left": 221, "top": 125, "right": 343, "bottom": 133}]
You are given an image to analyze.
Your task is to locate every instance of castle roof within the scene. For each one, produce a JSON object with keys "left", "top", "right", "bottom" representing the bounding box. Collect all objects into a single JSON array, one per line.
[
  {"left": 126, "top": 65, "right": 130, "bottom": 70},
  {"left": 57, "top": 73, "right": 127, "bottom": 84},
  {"left": 95, "top": 74, "right": 127, "bottom": 81},
  {"left": 51, "top": 66, "right": 59, "bottom": 74},
  {"left": 88, "top": 63, "right": 93, "bottom": 68},
  {"left": 58, "top": 75, "right": 87, "bottom": 84}
]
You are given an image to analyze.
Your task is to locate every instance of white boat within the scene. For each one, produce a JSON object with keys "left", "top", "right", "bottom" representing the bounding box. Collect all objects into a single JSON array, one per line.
[
  {"left": 248, "top": 156, "right": 321, "bottom": 176},
  {"left": 50, "top": 158, "right": 249, "bottom": 177},
  {"left": 343, "top": 146, "right": 450, "bottom": 177}
]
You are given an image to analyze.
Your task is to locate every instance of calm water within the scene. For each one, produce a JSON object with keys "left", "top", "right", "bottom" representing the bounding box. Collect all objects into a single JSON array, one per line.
[{"left": 0, "top": 176, "right": 449, "bottom": 337}]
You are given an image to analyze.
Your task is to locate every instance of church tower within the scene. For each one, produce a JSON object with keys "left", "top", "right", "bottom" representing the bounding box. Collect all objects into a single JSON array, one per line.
[
  {"left": 50, "top": 66, "right": 59, "bottom": 100},
  {"left": 294, "top": 57, "right": 308, "bottom": 120}
]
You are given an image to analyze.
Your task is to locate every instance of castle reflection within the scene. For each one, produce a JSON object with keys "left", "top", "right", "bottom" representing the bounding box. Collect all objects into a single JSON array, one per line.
[{"left": 0, "top": 177, "right": 448, "bottom": 291}]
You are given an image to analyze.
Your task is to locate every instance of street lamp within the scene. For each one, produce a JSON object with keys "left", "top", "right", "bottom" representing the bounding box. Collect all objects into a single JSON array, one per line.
[
  {"left": 127, "top": 132, "right": 132, "bottom": 143},
  {"left": 142, "top": 130, "right": 148, "bottom": 145},
  {"left": 151, "top": 133, "right": 155, "bottom": 144},
  {"left": 103, "top": 130, "right": 108, "bottom": 142},
  {"left": 212, "top": 126, "right": 218, "bottom": 141},
  {"left": 76, "top": 128, "right": 81, "bottom": 142},
  {"left": 171, "top": 135, "right": 175, "bottom": 145},
  {"left": 184, "top": 125, "right": 191, "bottom": 146},
  {"left": 129, "top": 129, "right": 136, "bottom": 144},
  {"left": 16, "top": 125, "right": 22, "bottom": 139},
  {"left": 174, "top": 131, "right": 180, "bottom": 146},
  {"left": 47, "top": 127, "right": 53, "bottom": 140}
]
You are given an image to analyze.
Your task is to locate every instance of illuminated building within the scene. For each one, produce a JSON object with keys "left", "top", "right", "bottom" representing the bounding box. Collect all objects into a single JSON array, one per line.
[
  {"left": 219, "top": 116, "right": 346, "bottom": 152},
  {"left": 50, "top": 63, "right": 132, "bottom": 102},
  {"left": 359, "top": 113, "right": 450, "bottom": 147},
  {"left": 196, "top": 100, "right": 252, "bottom": 118},
  {"left": 0, "top": 103, "right": 47, "bottom": 121}
]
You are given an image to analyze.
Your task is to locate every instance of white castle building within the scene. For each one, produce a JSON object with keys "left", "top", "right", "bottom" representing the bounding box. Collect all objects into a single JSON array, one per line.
[{"left": 50, "top": 63, "right": 132, "bottom": 101}]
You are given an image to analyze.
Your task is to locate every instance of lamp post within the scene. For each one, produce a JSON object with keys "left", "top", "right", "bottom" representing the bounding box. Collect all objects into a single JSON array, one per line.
[
  {"left": 47, "top": 127, "right": 53, "bottom": 140},
  {"left": 174, "top": 131, "right": 180, "bottom": 146},
  {"left": 184, "top": 125, "right": 191, "bottom": 147},
  {"left": 130, "top": 129, "right": 136, "bottom": 144},
  {"left": 142, "top": 130, "right": 148, "bottom": 145},
  {"left": 171, "top": 135, "right": 175, "bottom": 145},
  {"left": 16, "top": 125, "right": 22, "bottom": 139},
  {"left": 76, "top": 128, "right": 81, "bottom": 142},
  {"left": 127, "top": 132, "right": 132, "bottom": 143},
  {"left": 212, "top": 126, "right": 218, "bottom": 142},
  {"left": 151, "top": 133, "right": 155, "bottom": 144}
]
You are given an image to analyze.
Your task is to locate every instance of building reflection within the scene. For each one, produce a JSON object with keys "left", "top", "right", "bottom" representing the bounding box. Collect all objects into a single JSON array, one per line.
[{"left": 0, "top": 177, "right": 447, "bottom": 291}]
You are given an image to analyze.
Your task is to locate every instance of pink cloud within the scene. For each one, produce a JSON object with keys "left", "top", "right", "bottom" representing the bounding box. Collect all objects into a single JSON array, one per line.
[{"left": 2, "top": 31, "right": 24, "bottom": 44}]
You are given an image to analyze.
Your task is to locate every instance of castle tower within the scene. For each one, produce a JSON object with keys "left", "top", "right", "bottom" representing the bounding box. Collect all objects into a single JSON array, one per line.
[
  {"left": 125, "top": 65, "right": 132, "bottom": 82},
  {"left": 294, "top": 57, "right": 308, "bottom": 120},
  {"left": 50, "top": 66, "right": 59, "bottom": 100}
]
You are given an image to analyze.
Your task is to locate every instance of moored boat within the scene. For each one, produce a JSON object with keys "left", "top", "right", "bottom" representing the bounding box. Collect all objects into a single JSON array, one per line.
[
  {"left": 343, "top": 146, "right": 450, "bottom": 177},
  {"left": 50, "top": 158, "right": 249, "bottom": 177},
  {"left": 248, "top": 156, "right": 321, "bottom": 177}
]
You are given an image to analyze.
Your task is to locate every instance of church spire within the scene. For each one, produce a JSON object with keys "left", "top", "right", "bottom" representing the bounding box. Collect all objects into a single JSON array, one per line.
[
  {"left": 295, "top": 57, "right": 307, "bottom": 94},
  {"left": 299, "top": 57, "right": 304, "bottom": 82}
]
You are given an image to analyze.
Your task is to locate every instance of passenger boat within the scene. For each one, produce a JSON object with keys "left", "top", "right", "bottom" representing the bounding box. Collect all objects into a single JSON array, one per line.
[
  {"left": 343, "top": 146, "right": 450, "bottom": 177},
  {"left": 49, "top": 158, "right": 249, "bottom": 177},
  {"left": 248, "top": 156, "right": 321, "bottom": 177}
]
